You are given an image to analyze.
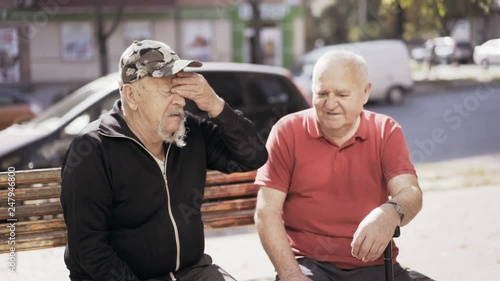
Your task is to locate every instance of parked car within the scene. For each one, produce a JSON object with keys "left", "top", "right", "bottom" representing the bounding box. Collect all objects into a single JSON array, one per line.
[
  {"left": 410, "top": 45, "right": 429, "bottom": 64},
  {"left": 473, "top": 38, "right": 500, "bottom": 68},
  {"left": 0, "top": 62, "right": 309, "bottom": 170},
  {"left": 0, "top": 92, "right": 41, "bottom": 131},
  {"left": 411, "top": 38, "right": 472, "bottom": 65},
  {"left": 455, "top": 41, "right": 473, "bottom": 64},
  {"left": 292, "top": 39, "right": 414, "bottom": 105},
  {"left": 425, "top": 36, "right": 457, "bottom": 64}
]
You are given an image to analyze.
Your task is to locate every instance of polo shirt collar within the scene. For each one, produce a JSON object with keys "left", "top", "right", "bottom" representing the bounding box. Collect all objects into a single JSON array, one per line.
[{"left": 306, "top": 109, "right": 369, "bottom": 141}]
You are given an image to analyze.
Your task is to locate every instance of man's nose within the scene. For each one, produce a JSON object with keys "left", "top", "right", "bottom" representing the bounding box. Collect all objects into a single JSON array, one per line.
[
  {"left": 324, "top": 95, "right": 338, "bottom": 109},
  {"left": 172, "top": 93, "right": 186, "bottom": 107}
]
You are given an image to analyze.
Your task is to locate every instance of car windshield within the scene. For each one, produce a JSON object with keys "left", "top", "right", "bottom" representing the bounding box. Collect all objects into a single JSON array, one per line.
[
  {"left": 29, "top": 76, "right": 115, "bottom": 127},
  {"left": 29, "top": 88, "right": 95, "bottom": 126}
]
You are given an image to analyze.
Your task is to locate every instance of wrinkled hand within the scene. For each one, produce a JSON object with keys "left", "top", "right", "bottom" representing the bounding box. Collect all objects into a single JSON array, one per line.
[
  {"left": 351, "top": 204, "right": 400, "bottom": 262},
  {"left": 171, "top": 71, "right": 224, "bottom": 117}
]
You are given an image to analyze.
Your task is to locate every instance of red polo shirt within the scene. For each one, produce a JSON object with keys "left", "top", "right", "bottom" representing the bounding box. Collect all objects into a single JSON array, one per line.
[{"left": 255, "top": 108, "right": 416, "bottom": 269}]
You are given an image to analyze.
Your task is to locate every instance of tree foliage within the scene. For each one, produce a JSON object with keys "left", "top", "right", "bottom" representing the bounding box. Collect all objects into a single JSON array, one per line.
[
  {"left": 390, "top": 0, "right": 493, "bottom": 36},
  {"left": 313, "top": 0, "right": 494, "bottom": 45}
]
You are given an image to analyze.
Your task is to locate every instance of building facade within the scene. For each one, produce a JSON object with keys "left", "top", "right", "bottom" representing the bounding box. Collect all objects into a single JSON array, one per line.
[{"left": 0, "top": 0, "right": 304, "bottom": 86}]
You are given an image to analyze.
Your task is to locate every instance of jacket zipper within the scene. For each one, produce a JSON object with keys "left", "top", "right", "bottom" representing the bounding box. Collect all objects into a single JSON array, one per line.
[
  {"left": 98, "top": 132, "right": 181, "bottom": 279},
  {"left": 163, "top": 143, "right": 182, "bottom": 278}
]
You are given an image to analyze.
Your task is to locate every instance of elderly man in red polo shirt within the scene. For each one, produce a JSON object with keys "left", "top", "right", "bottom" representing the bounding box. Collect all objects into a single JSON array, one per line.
[{"left": 254, "top": 50, "right": 432, "bottom": 281}]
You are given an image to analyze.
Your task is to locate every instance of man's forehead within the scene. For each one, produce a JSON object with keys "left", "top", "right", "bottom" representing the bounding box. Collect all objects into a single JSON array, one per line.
[{"left": 139, "top": 76, "right": 174, "bottom": 88}]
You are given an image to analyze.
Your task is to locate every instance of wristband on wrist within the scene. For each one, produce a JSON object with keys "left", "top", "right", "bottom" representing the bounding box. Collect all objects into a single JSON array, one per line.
[{"left": 385, "top": 201, "right": 404, "bottom": 224}]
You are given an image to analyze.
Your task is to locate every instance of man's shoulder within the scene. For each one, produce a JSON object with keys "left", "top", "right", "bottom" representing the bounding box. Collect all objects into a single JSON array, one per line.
[
  {"left": 79, "top": 119, "right": 101, "bottom": 135},
  {"left": 69, "top": 118, "right": 105, "bottom": 150},
  {"left": 363, "top": 109, "right": 399, "bottom": 127}
]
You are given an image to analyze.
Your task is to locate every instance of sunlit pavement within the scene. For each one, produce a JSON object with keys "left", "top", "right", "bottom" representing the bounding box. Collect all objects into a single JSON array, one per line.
[{"left": 411, "top": 63, "right": 500, "bottom": 82}]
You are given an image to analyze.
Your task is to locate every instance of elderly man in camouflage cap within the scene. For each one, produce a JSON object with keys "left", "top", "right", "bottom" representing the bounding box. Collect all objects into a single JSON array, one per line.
[{"left": 60, "top": 40, "right": 268, "bottom": 281}]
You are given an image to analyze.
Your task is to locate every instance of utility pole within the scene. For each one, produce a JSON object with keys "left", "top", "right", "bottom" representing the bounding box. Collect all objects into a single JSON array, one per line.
[
  {"left": 248, "top": 0, "right": 262, "bottom": 64},
  {"left": 173, "top": 0, "right": 182, "bottom": 54}
]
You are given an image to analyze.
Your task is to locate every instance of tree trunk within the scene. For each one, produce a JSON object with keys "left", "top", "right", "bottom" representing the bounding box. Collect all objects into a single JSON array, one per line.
[
  {"left": 432, "top": 0, "right": 449, "bottom": 36},
  {"left": 95, "top": 0, "right": 107, "bottom": 76},
  {"left": 394, "top": 0, "right": 404, "bottom": 39},
  {"left": 95, "top": 0, "right": 128, "bottom": 76}
]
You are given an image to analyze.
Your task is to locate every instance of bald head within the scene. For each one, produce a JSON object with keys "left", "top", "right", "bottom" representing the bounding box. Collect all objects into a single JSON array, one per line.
[
  {"left": 312, "top": 50, "right": 369, "bottom": 92},
  {"left": 310, "top": 50, "right": 372, "bottom": 141}
]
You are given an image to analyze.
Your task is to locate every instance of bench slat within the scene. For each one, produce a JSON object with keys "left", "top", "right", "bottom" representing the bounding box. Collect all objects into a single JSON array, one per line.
[
  {"left": 0, "top": 202, "right": 62, "bottom": 220},
  {"left": 0, "top": 183, "right": 256, "bottom": 204},
  {"left": 203, "top": 213, "right": 254, "bottom": 230},
  {"left": 204, "top": 183, "right": 259, "bottom": 200},
  {"left": 205, "top": 170, "right": 256, "bottom": 186},
  {"left": 0, "top": 169, "right": 253, "bottom": 188},
  {"left": 0, "top": 230, "right": 67, "bottom": 253},
  {"left": 0, "top": 196, "right": 256, "bottom": 221},
  {"left": 201, "top": 198, "right": 256, "bottom": 214},
  {"left": 0, "top": 168, "right": 61, "bottom": 187},
  {"left": 0, "top": 218, "right": 66, "bottom": 236},
  {"left": 0, "top": 186, "right": 61, "bottom": 203}
]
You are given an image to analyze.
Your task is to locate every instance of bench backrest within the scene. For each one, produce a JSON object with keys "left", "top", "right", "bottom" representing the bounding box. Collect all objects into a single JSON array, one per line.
[{"left": 0, "top": 168, "right": 258, "bottom": 254}]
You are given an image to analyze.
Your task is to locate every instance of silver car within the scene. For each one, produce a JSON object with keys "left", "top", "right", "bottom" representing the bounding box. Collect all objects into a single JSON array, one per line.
[{"left": 473, "top": 39, "right": 500, "bottom": 67}]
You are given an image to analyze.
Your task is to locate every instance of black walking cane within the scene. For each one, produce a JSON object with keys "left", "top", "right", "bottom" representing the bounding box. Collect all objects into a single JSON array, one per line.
[{"left": 384, "top": 226, "right": 400, "bottom": 281}]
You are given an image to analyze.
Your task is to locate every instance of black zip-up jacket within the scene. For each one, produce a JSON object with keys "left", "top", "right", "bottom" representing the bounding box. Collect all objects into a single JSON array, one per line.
[{"left": 60, "top": 100, "right": 268, "bottom": 281}]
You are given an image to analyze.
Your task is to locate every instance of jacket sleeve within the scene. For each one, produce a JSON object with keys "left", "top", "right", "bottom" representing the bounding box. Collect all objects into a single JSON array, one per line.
[
  {"left": 60, "top": 133, "right": 139, "bottom": 281},
  {"left": 202, "top": 102, "right": 268, "bottom": 173}
]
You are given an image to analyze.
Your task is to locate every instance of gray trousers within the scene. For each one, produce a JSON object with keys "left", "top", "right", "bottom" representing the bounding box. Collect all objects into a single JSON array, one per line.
[
  {"left": 276, "top": 258, "right": 434, "bottom": 281},
  {"left": 145, "top": 254, "right": 237, "bottom": 281}
]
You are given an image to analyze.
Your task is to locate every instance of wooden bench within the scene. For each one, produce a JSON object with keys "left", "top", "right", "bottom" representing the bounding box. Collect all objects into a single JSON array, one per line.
[{"left": 0, "top": 168, "right": 258, "bottom": 254}]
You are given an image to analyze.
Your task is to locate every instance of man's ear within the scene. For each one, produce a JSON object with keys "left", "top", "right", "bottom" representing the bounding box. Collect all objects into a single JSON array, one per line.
[
  {"left": 122, "top": 84, "right": 139, "bottom": 111},
  {"left": 362, "top": 82, "right": 372, "bottom": 105}
]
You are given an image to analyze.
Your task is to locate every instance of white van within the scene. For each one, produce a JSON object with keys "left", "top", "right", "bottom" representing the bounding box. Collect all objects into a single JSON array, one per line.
[{"left": 292, "top": 40, "right": 414, "bottom": 105}]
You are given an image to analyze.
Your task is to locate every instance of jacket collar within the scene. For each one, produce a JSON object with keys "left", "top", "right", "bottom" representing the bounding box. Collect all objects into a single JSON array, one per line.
[{"left": 97, "top": 99, "right": 144, "bottom": 145}]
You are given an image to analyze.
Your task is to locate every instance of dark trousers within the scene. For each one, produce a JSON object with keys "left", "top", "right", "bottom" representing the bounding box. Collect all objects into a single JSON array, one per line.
[
  {"left": 276, "top": 258, "right": 435, "bottom": 281},
  {"left": 71, "top": 254, "right": 237, "bottom": 281}
]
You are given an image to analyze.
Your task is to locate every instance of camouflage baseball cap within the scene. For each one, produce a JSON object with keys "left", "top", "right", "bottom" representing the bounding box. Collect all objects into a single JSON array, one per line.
[{"left": 118, "top": 39, "right": 202, "bottom": 86}]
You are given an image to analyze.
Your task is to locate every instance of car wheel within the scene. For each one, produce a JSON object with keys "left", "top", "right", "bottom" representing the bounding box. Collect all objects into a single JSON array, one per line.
[
  {"left": 480, "top": 59, "right": 490, "bottom": 69},
  {"left": 386, "top": 87, "right": 405, "bottom": 105}
]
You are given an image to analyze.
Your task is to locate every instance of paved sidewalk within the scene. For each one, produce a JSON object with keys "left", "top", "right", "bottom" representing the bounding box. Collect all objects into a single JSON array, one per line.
[
  {"left": 396, "top": 185, "right": 500, "bottom": 281},
  {"left": 1, "top": 155, "right": 499, "bottom": 281}
]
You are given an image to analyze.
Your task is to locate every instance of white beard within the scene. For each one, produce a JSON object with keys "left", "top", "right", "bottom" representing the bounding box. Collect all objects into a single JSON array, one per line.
[{"left": 157, "top": 117, "right": 187, "bottom": 147}]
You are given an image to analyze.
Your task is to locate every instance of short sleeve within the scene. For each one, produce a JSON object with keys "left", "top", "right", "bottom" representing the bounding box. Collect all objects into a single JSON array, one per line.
[{"left": 381, "top": 121, "right": 416, "bottom": 183}]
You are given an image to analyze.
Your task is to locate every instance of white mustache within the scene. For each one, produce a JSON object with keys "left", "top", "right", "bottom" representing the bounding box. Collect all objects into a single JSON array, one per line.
[{"left": 167, "top": 110, "right": 184, "bottom": 117}]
